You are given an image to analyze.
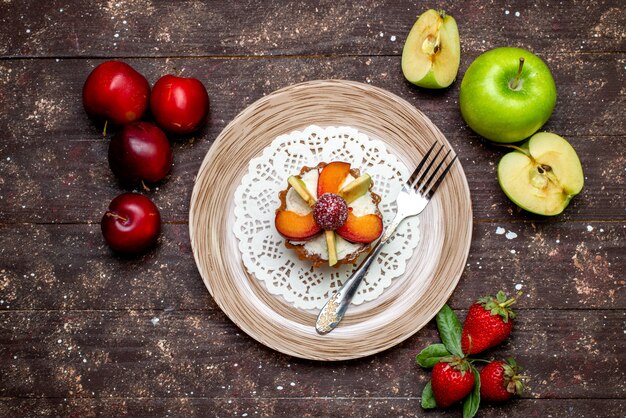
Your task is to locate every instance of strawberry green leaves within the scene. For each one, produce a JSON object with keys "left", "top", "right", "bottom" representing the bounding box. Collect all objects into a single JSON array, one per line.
[
  {"left": 421, "top": 381, "right": 437, "bottom": 409},
  {"left": 462, "top": 291, "right": 521, "bottom": 355},
  {"left": 419, "top": 306, "right": 474, "bottom": 410},
  {"left": 416, "top": 343, "right": 452, "bottom": 368},
  {"left": 478, "top": 290, "right": 520, "bottom": 323},
  {"left": 435, "top": 304, "right": 463, "bottom": 357},
  {"left": 462, "top": 367, "right": 481, "bottom": 418},
  {"left": 416, "top": 306, "right": 462, "bottom": 366},
  {"left": 416, "top": 294, "right": 525, "bottom": 415}
]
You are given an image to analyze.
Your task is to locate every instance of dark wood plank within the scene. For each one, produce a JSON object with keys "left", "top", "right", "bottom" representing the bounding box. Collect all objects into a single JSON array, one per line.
[
  {"left": 1, "top": 133, "right": 623, "bottom": 224},
  {"left": 1, "top": 54, "right": 623, "bottom": 142},
  {"left": 0, "top": 222, "right": 622, "bottom": 311},
  {"left": 0, "top": 224, "right": 214, "bottom": 312},
  {"left": 0, "top": 1, "right": 623, "bottom": 415},
  {"left": 0, "top": 0, "right": 624, "bottom": 58},
  {"left": 0, "top": 310, "right": 624, "bottom": 399},
  {"left": 0, "top": 55, "right": 624, "bottom": 224},
  {"left": 1, "top": 398, "right": 625, "bottom": 418}
]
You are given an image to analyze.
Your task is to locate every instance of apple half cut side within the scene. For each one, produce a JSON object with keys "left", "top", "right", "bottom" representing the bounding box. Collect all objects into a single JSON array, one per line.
[
  {"left": 401, "top": 9, "right": 461, "bottom": 89},
  {"left": 497, "top": 132, "right": 584, "bottom": 216}
]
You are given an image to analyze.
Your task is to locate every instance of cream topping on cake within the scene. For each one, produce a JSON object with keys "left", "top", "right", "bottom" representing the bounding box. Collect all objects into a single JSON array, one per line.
[
  {"left": 285, "top": 168, "right": 378, "bottom": 261},
  {"left": 285, "top": 169, "right": 318, "bottom": 215},
  {"left": 338, "top": 174, "right": 377, "bottom": 216}
]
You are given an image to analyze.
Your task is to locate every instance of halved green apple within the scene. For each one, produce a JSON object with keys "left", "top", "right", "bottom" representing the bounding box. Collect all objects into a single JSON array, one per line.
[
  {"left": 498, "top": 132, "right": 584, "bottom": 216},
  {"left": 338, "top": 174, "right": 371, "bottom": 203},
  {"left": 401, "top": 9, "right": 460, "bottom": 89},
  {"left": 288, "top": 175, "right": 317, "bottom": 207}
]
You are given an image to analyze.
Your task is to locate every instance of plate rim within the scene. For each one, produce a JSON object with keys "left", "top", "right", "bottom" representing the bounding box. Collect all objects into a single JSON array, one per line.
[{"left": 189, "top": 79, "right": 472, "bottom": 361}]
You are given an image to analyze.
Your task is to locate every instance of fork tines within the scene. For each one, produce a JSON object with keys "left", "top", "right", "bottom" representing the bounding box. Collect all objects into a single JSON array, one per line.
[{"left": 408, "top": 142, "right": 458, "bottom": 198}]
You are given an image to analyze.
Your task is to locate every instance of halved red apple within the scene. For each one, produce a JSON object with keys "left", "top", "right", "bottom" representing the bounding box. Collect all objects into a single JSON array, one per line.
[
  {"left": 336, "top": 211, "right": 383, "bottom": 243},
  {"left": 317, "top": 162, "right": 351, "bottom": 196},
  {"left": 275, "top": 210, "right": 322, "bottom": 240}
]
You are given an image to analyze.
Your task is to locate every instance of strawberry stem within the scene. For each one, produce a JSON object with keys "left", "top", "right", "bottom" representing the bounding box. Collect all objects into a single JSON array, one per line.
[
  {"left": 499, "top": 291, "right": 523, "bottom": 308},
  {"left": 491, "top": 143, "right": 531, "bottom": 157},
  {"left": 509, "top": 57, "right": 525, "bottom": 90},
  {"left": 468, "top": 358, "right": 491, "bottom": 364}
]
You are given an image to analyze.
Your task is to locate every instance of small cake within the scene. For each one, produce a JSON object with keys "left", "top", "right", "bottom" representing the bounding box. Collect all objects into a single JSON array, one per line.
[{"left": 275, "top": 162, "right": 383, "bottom": 267}]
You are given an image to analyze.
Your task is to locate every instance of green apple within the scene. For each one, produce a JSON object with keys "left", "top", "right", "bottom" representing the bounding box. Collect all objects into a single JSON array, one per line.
[
  {"left": 338, "top": 174, "right": 371, "bottom": 203},
  {"left": 325, "top": 230, "right": 338, "bottom": 266},
  {"left": 459, "top": 47, "right": 557, "bottom": 143},
  {"left": 498, "top": 132, "right": 584, "bottom": 216},
  {"left": 401, "top": 9, "right": 460, "bottom": 89},
  {"left": 288, "top": 175, "right": 316, "bottom": 206}
]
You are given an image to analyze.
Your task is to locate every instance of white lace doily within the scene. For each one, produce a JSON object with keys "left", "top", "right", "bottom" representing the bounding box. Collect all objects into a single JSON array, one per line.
[{"left": 233, "top": 125, "right": 419, "bottom": 310}]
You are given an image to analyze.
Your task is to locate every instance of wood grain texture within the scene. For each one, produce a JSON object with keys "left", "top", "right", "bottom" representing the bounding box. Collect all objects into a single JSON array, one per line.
[
  {"left": 1, "top": 399, "right": 625, "bottom": 418},
  {"left": 0, "top": 222, "right": 622, "bottom": 311},
  {"left": 0, "top": 0, "right": 624, "bottom": 413},
  {"left": 0, "top": 0, "right": 624, "bottom": 58},
  {"left": 1, "top": 132, "right": 623, "bottom": 223},
  {"left": 1, "top": 54, "right": 623, "bottom": 141},
  {"left": 1, "top": 310, "right": 624, "bottom": 399}
]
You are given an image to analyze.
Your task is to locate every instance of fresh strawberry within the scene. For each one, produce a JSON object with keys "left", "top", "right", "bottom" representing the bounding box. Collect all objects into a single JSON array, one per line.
[
  {"left": 431, "top": 359, "right": 475, "bottom": 408},
  {"left": 461, "top": 290, "right": 520, "bottom": 355},
  {"left": 480, "top": 357, "right": 526, "bottom": 402}
]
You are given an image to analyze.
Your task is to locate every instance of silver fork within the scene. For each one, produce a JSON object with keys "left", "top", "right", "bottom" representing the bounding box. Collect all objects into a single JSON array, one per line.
[{"left": 315, "top": 142, "right": 458, "bottom": 335}]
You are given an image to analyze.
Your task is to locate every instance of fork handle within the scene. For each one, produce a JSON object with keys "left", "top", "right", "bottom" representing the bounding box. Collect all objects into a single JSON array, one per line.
[{"left": 315, "top": 213, "right": 406, "bottom": 335}]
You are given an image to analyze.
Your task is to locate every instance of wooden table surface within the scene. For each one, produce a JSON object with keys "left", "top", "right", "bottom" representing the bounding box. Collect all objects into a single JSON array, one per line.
[{"left": 0, "top": 1, "right": 624, "bottom": 417}]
